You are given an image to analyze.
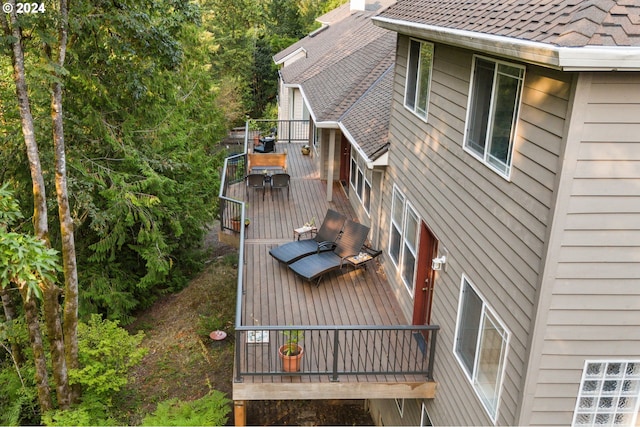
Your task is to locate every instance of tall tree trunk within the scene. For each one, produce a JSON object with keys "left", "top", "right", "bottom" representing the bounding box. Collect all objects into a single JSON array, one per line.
[
  {"left": 2, "top": 0, "right": 71, "bottom": 410},
  {"left": 42, "top": 284, "right": 70, "bottom": 409},
  {"left": 50, "top": 0, "right": 80, "bottom": 404},
  {"left": 19, "top": 287, "right": 53, "bottom": 413},
  {"left": 1, "top": 287, "right": 24, "bottom": 365}
]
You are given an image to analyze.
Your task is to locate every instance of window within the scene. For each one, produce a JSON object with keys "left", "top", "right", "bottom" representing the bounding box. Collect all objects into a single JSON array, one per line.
[
  {"left": 455, "top": 277, "right": 509, "bottom": 421},
  {"left": 573, "top": 361, "right": 640, "bottom": 426},
  {"left": 389, "top": 188, "right": 404, "bottom": 265},
  {"left": 405, "top": 39, "right": 433, "bottom": 120},
  {"left": 388, "top": 186, "right": 419, "bottom": 294},
  {"left": 464, "top": 56, "right": 525, "bottom": 178},
  {"left": 350, "top": 151, "right": 372, "bottom": 214}
]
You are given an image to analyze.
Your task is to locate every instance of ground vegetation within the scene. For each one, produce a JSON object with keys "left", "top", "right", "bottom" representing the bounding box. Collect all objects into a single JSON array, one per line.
[{"left": 1, "top": 0, "right": 349, "bottom": 423}]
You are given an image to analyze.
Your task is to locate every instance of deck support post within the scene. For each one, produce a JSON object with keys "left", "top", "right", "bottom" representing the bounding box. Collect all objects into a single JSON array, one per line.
[
  {"left": 234, "top": 400, "right": 246, "bottom": 426},
  {"left": 327, "top": 129, "right": 335, "bottom": 202}
]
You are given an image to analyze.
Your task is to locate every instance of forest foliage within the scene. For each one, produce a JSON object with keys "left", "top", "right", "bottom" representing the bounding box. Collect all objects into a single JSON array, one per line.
[
  {"left": 2, "top": 0, "right": 344, "bottom": 321},
  {"left": 1, "top": 0, "right": 346, "bottom": 424}
]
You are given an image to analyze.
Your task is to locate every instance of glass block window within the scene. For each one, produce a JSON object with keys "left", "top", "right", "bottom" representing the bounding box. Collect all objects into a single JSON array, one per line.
[{"left": 573, "top": 361, "right": 640, "bottom": 426}]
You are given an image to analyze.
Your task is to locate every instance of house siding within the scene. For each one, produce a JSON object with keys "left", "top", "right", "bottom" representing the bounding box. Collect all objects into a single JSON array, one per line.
[
  {"left": 521, "top": 72, "right": 640, "bottom": 426},
  {"left": 378, "top": 35, "right": 573, "bottom": 425}
]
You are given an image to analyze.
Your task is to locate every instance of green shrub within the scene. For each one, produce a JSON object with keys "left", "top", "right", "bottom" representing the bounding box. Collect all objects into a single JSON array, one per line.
[
  {"left": 70, "top": 314, "right": 147, "bottom": 400},
  {"left": 42, "top": 395, "right": 115, "bottom": 427},
  {"left": 0, "top": 366, "right": 38, "bottom": 426},
  {"left": 141, "top": 390, "right": 231, "bottom": 426}
]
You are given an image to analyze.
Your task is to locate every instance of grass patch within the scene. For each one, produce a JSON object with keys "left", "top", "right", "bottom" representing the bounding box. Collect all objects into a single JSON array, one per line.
[{"left": 120, "top": 256, "right": 238, "bottom": 425}]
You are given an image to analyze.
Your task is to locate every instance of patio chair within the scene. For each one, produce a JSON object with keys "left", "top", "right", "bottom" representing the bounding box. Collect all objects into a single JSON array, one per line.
[
  {"left": 269, "top": 209, "right": 347, "bottom": 264},
  {"left": 245, "top": 173, "right": 265, "bottom": 201},
  {"left": 254, "top": 137, "right": 275, "bottom": 153},
  {"left": 288, "top": 220, "right": 370, "bottom": 286},
  {"left": 270, "top": 173, "right": 290, "bottom": 200}
]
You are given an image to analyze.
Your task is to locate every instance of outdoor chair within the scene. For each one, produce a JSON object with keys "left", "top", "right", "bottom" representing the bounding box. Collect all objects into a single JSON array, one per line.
[
  {"left": 254, "top": 137, "right": 275, "bottom": 153},
  {"left": 288, "top": 220, "right": 370, "bottom": 286},
  {"left": 270, "top": 173, "right": 290, "bottom": 200},
  {"left": 245, "top": 173, "right": 265, "bottom": 201},
  {"left": 269, "top": 209, "right": 347, "bottom": 265}
]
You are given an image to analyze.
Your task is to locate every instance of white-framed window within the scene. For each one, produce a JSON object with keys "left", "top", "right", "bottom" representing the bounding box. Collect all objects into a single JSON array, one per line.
[
  {"left": 420, "top": 402, "right": 432, "bottom": 427},
  {"left": 389, "top": 187, "right": 404, "bottom": 265},
  {"left": 350, "top": 151, "right": 371, "bottom": 214},
  {"left": 395, "top": 398, "right": 404, "bottom": 418},
  {"left": 573, "top": 361, "right": 640, "bottom": 426},
  {"left": 405, "top": 39, "right": 434, "bottom": 120},
  {"left": 463, "top": 56, "right": 525, "bottom": 179},
  {"left": 454, "top": 276, "right": 509, "bottom": 422},
  {"left": 388, "top": 186, "right": 419, "bottom": 294}
]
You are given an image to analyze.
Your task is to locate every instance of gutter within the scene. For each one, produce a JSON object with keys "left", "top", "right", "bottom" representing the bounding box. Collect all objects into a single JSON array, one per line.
[
  {"left": 373, "top": 16, "right": 640, "bottom": 71},
  {"left": 282, "top": 83, "right": 339, "bottom": 129},
  {"left": 339, "top": 124, "right": 390, "bottom": 168}
]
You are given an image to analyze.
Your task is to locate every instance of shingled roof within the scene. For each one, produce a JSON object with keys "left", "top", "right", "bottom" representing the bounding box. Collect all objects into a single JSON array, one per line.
[
  {"left": 341, "top": 65, "right": 394, "bottom": 161},
  {"left": 274, "top": 1, "right": 396, "bottom": 160},
  {"left": 374, "top": 0, "right": 640, "bottom": 70},
  {"left": 377, "top": 0, "right": 640, "bottom": 47}
]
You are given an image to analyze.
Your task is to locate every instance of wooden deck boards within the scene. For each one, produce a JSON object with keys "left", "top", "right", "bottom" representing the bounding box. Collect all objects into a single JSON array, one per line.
[{"left": 231, "top": 143, "right": 435, "bottom": 401}]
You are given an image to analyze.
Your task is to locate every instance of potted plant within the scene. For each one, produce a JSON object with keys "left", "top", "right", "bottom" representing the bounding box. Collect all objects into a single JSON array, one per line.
[
  {"left": 278, "top": 329, "right": 304, "bottom": 372},
  {"left": 301, "top": 144, "right": 311, "bottom": 155},
  {"left": 230, "top": 216, "right": 250, "bottom": 232}
]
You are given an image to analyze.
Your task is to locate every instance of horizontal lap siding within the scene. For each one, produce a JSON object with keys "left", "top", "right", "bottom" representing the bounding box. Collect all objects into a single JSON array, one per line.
[
  {"left": 381, "top": 36, "right": 568, "bottom": 426},
  {"left": 529, "top": 72, "right": 640, "bottom": 426}
]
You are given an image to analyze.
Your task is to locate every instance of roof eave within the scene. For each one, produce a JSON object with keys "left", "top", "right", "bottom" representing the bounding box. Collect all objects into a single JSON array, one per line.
[
  {"left": 274, "top": 47, "right": 307, "bottom": 66},
  {"left": 373, "top": 16, "right": 640, "bottom": 71}
]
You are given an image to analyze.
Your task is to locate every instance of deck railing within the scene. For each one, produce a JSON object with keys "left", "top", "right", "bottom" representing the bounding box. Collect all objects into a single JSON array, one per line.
[
  {"left": 234, "top": 325, "right": 438, "bottom": 383},
  {"left": 220, "top": 120, "right": 439, "bottom": 384},
  {"left": 250, "top": 119, "right": 312, "bottom": 144}
]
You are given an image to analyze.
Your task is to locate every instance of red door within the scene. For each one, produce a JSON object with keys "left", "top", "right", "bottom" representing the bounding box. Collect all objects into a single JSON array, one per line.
[{"left": 412, "top": 222, "right": 438, "bottom": 326}]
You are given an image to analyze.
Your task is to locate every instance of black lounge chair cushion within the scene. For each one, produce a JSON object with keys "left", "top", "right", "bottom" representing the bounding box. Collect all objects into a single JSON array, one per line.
[
  {"left": 288, "top": 220, "right": 370, "bottom": 284},
  {"left": 269, "top": 209, "right": 346, "bottom": 264},
  {"left": 254, "top": 137, "right": 275, "bottom": 153}
]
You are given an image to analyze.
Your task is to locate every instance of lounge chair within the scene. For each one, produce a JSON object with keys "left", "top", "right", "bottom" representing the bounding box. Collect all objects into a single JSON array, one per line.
[
  {"left": 254, "top": 137, "right": 276, "bottom": 153},
  {"left": 269, "top": 209, "right": 346, "bottom": 264},
  {"left": 288, "top": 220, "right": 370, "bottom": 286}
]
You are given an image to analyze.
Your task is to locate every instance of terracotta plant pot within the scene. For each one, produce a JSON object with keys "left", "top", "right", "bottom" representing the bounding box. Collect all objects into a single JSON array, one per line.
[
  {"left": 230, "top": 218, "right": 250, "bottom": 232},
  {"left": 278, "top": 344, "right": 304, "bottom": 372}
]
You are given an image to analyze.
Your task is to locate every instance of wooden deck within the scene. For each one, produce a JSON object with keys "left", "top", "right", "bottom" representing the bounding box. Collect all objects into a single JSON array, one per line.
[{"left": 228, "top": 143, "right": 437, "bottom": 401}]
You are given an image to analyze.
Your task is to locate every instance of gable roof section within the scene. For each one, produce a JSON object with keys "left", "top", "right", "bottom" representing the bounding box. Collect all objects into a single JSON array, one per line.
[
  {"left": 274, "top": 1, "right": 396, "bottom": 162},
  {"left": 273, "top": 3, "right": 352, "bottom": 65},
  {"left": 340, "top": 65, "right": 394, "bottom": 161},
  {"left": 374, "top": 0, "right": 640, "bottom": 70}
]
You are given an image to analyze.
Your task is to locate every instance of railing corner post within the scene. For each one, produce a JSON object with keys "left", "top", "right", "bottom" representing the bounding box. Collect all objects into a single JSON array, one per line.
[
  {"left": 427, "top": 328, "right": 437, "bottom": 381},
  {"left": 235, "top": 329, "right": 243, "bottom": 383},
  {"left": 331, "top": 329, "right": 340, "bottom": 382}
]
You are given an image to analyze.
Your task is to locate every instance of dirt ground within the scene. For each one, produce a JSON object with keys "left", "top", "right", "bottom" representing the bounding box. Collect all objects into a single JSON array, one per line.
[{"left": 122, "top": 224, "right": 374, "bottom": 426}]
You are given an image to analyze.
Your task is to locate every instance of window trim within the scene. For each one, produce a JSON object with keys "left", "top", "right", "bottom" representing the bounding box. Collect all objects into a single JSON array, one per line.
[
  {"left": 404, "top": 38, "right": 434, "bottom": 122},
  {"left": 453, "top": 275, "right": 510, "bottom": 423},
  {"left": 463, "top": 55, "right": 525, "bottom": 181},
  {"left": 350, "top": 150, "right": 372, "bottom": 215},
  {"left": 388, "top": 185, "right": 419, "bottom": 296},
  {"left": 388, "top": 186, "right": 405, "bottom": 268}
]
